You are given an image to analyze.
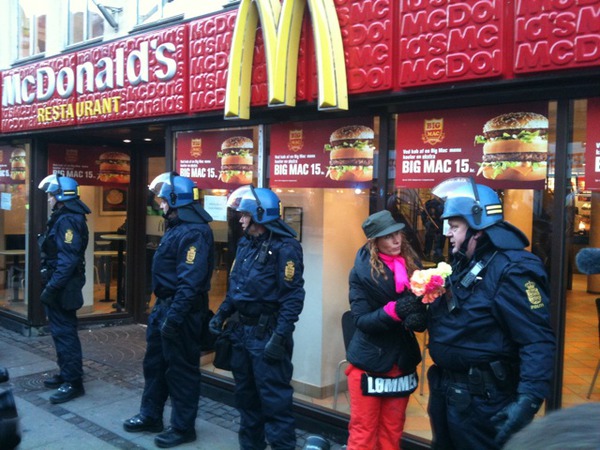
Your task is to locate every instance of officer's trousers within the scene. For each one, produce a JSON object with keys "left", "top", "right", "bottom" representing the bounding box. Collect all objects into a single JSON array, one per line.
[
  {"left": 427, "top": 365, "right": 513, "bottom": 450},
  {"left": 139, "top": 303, "right": 202, "bottom": 432},
  {"left": 46, "top": 306, "right": 83, "bottom": 383},
  {"left": 230, "top": 324, "right": 296, "bottom": 450}
]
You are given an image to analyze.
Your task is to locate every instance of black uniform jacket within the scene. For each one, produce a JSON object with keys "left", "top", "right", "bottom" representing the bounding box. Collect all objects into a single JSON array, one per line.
[
  {"left": 219, "top": 230, "right": 305, "bottom": 337},
  {"left": 428, "top": 222, "right": 556, "bottom": 398},
  {"left": 346, "top": 245, "right": 421, "bottom": 374}
]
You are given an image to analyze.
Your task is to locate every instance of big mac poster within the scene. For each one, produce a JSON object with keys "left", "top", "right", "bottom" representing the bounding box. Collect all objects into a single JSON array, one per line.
[
  {"left": 176, "top": 129, "right": 255, "bottom": 189},
  {"left": 270, "top": 117, "right": 376, "bottom": 188},
  {"left": 0, "top": 146, "right": 27, "bottom": 185},
  {"left": 585, "top": 97, "right": 600, "bottom": 191},
  {"left": 48, "top": 144, "right": 131, "bottom": 186},
  {"left": 396, "top": 103, "right": 549, "bottom": 189}
]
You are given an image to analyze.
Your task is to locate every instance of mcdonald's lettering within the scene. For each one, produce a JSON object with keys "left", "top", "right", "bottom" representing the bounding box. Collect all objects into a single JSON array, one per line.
[{"left": 225, "top": 0, "right": 348, "bottom": 120}]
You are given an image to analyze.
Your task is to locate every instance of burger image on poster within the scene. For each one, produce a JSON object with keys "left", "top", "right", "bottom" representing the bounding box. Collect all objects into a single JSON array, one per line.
[
  {"left": 218, "top": 136, "right": 254, "bottom": 184},
  {"left": 325, "top": 125, "right": 375, "bottom": 182},
  {"left": 97, "top": 151, "right": 131, "bottom": 183},
  {"left": 475, "top": 112, "right": 548, "bottom": 181},
  {"left": 9, "top": 148, "right": 27, "bottom": 181}
]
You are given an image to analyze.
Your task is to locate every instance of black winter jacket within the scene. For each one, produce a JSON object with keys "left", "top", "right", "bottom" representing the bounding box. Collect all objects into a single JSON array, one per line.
[{"left": 346, "top": 245, "right": 422, "bottom": 374}]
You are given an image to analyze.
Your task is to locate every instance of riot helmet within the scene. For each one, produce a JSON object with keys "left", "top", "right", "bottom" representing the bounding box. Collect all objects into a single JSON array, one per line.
[
  {"left": 227, "top": 185, "right": 281, "bottom": 224},
  {"left": 38, "top": 174, "right": 80, "bottom": 202},
  {"left": 432, "top": 177, "right": 503, "bottom": 230},
  {"left": 149, "top": 172, "right": 199, "bottom": 208}
]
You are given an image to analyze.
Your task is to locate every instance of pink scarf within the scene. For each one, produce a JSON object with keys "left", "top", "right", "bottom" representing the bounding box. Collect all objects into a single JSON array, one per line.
[{"left": 378, "top": 253, "right": 410, "bottom": 293}]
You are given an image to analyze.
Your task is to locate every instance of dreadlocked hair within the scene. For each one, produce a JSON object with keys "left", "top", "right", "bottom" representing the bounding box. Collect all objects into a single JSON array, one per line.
[{"left": 367, "top": 233, "right": 420, "bottom": 281}]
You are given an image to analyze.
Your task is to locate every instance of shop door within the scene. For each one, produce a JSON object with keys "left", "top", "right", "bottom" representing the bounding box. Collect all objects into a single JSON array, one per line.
[{"left": 138, "top": 154, "right": 166, "bottom": 323}]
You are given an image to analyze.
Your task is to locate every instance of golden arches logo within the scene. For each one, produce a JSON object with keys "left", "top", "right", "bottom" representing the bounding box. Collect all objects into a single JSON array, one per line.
[{"left": 225, "top": 0, "right": 348, "bottom": 120}]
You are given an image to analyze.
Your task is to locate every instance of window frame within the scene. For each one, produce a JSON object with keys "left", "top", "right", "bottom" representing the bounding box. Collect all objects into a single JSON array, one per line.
[{"left": 17, "top": 0, "right": 47, "bottom": 60}]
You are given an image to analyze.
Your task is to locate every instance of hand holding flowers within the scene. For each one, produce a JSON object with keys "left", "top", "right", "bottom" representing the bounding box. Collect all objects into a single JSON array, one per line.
[{"left": 410, "top": 262, "right": 452, "bottom": 304}]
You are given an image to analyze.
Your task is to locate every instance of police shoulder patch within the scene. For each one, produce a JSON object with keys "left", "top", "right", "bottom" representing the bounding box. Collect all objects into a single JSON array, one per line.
[
  {"left": 64, "top": 229, "right": 74, "bottom": 244},
  {"left": 284, "top": 260, "right": 295, "bottom": 282},
  {"left": 525, "top": 280, "right": 544, "bottom": 310},
  {"left": 186, "top": 246, "right": 197, "bottom": 264}
]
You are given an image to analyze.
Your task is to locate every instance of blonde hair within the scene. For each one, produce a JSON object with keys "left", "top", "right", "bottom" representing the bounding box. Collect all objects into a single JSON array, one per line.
[{"left": 367, "top": 233, "right": 420, "bottom": 281}]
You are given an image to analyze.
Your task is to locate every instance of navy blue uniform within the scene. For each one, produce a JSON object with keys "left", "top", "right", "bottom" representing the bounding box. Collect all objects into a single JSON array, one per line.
[
  {"left": 140, "top": 216, "right": 214, "bottom": 433},
  {"left": 218, "top": 231, "right": 304, "bottom": 450},
  {"left": 427, "top": 229, "right": 555, "bottom": 450},
  {"left": 39, "top": 206, "right": 89, "bottom": 384}
]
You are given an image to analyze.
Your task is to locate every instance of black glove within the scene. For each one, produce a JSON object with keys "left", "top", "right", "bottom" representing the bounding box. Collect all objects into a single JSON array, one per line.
[
  {"left": 395, "top": 291, "right": 426, "bottom": 320},
  {"left": 264, "top": 333, "right": 287, "bottom": 364},
  {"left": 160, "top": 318, "right": 179, "bottom": 340},
  {"left": 404, "top": 312, "right": 427, "bottom": 332},
  {"left": 208, "top": 313, "right": 225, "bottom": 336},
  {"left": 491, "top": 394, "right": 542, "bottom": 446},
  {"left": 40, "top": 287, "right": 59, "bottom": 308}
]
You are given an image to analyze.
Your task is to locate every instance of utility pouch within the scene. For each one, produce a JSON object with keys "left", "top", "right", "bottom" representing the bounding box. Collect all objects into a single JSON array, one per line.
[
  {"left": 213, "top": 325, "right": 233, "bottom": 371},
  {"left": 447, "top": 386, "right": 472, "bottom": 413},
  {"left": 360, "top": 371, "right": 418, "bottom": 397},
  {"left": 255, "top": 313, "right": 271, "bottom": 340}
]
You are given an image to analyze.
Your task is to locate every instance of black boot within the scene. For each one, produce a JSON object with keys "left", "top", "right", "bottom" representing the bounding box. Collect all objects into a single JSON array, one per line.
[
  {"left": 49, "top": 382, "right": 84, "bottom": 404},
  {"left": 43, "top": 374, "right": 63, "bottom": 389},
  {"left": 154, "top": 427, "right": 196, "bottom": 448},
  {"left": 123, "top": 414, "right": 164, "bottom": 433}
]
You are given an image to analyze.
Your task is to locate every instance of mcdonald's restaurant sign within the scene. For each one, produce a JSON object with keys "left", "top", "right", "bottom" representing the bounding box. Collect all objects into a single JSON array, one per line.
[{"left": 2, "top": 0, "right": 600, "bottom": 132}]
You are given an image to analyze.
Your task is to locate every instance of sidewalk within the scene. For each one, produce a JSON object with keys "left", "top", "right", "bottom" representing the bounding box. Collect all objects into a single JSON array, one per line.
[{"left": 0, "top": 323, "right": 343, "bottom": 450}]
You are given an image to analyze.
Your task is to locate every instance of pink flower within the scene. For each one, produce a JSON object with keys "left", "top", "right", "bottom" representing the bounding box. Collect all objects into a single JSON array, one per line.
[{"left": 410, "top": 262, "right": 452, "bottom": 304}]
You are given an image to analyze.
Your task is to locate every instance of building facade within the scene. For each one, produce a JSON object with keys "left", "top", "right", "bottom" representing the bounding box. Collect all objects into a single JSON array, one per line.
[{"left": 1, "top": 0, "right": 599, "bottom": 446}]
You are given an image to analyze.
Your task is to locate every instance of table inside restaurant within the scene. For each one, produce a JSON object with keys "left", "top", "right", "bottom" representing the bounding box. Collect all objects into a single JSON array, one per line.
[
  {"left": 0, "top": 249, "right": 25, "bottom": 302},
  {"left": 94, "top": 250, "right": 119, "bottom": 305},
  {"left": 100, "top": 234, "right": 126, "bottom": 311}
]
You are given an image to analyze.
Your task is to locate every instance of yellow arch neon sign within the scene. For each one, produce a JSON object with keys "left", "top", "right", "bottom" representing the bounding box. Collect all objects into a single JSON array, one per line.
[{"left": 225, "top": 0, "right": 348, "bottom": 120}]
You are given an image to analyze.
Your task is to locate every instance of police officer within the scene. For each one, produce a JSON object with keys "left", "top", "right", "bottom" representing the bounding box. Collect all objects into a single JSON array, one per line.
[
  {"left": 38, "top": 174, "right": 90, "bottom": 404},
  {"left": 123, "top": 172, "right": 214, "bottom": 448},
  {"left": 426, "top": 178, "right": 556, "bottom": 449},
  {"left": 209, "top": 186, "right": 305, "bottom": 450}
]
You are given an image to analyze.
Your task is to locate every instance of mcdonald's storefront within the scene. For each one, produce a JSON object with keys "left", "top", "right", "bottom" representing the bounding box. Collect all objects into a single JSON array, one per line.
[{"left": 1, "top": 1, "right": 600, "bottom": 447}]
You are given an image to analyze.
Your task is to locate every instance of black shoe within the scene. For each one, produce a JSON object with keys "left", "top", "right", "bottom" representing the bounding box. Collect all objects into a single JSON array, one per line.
[
  {"left": 43, "top": 374, "right": 63, "bottom": 389},
  {"left": 49, "top": 382, "right": 84, "bottom": 404},
  {"left": 154, "top": 427, "right": 196, "bottom": 448},
  {"left": 123, "top": 414, "right": 164, "bottom": 433}
]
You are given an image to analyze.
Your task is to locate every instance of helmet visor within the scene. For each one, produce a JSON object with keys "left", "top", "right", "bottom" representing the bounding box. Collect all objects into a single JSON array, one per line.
[
  {"left": 148, "top": 172, "right": 174, "bottom": 196},
  {"left": 432, "top": 177, "right": 478, "bottom": 201},
  {"left": 226, "top": 185, "right": 254, "bottom": 211},
  {"left": 38, "top": 174, "right": 59, "bottom": 192}
]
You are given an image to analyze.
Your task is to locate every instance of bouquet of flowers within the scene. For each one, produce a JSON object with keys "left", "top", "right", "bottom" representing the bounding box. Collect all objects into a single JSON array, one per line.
[{"left": 410, "top": 262, "right": 452, "bottom": 304}]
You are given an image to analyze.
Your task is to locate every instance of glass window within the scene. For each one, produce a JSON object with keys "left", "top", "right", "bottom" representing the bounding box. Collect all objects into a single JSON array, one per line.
[
  {"left": 68, "top": 0, "right": 104, "bottom": 45},
  {"left": 0, "top": 143, "right": 30, "bottom": 318},
  {"left": 137, "top": 0, "right": 170, "bottom": 25},
  {"left": 564, "top": 98, "right": 600, "bottom": 405},
  {"left": 18, "top": 0, "right": 48, "bottom": 59}
]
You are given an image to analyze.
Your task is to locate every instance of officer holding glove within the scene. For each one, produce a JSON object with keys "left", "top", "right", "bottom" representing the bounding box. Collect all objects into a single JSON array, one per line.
[
  {"left": 38, "top": 174, "right": 90, "bottom": 404},
  {"left": 209, "top": 186, "right": 305, "bottom": 450},
  {"left": 123, "top": 172, "right": 214, "bottom": 448},
  {"left": 426, "top": 178, "right": 556, "bottom": 449}
]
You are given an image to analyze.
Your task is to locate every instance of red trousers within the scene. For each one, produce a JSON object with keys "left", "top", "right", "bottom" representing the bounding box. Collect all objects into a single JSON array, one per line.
[{"left": 345, "top": 364, "right": 410, "bottom": 450}]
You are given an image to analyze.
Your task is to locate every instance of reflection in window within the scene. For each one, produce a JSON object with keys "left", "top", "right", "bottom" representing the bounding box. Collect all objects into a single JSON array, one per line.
[
  {"left": 138, "top": 0, "right": 170, "bottom": 24},
  {"left": 0, "top": 144, "right": 30, "bottom": 318},
  {"left": 69, "top": 0, "right": 105, "bottom": 45},
  {"left": 18, "top": 0, "right": 47, "bottom": 59}
]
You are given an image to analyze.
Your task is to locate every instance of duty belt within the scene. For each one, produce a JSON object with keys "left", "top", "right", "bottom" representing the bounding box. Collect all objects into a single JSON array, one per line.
[
  {"left": 156, "top": 296, "right": 204, "bottom": 311},
  {"left": 443, "top": 366, "right": 508, "bottom": 397},
  {"left": 239, "top": 314, "right": 261, "bottom": 326}
]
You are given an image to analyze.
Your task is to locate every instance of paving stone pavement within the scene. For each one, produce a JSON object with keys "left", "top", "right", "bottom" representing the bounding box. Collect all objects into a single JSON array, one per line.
[{"left": 0, "top": 323, "right": 345, "bottom": 449}]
